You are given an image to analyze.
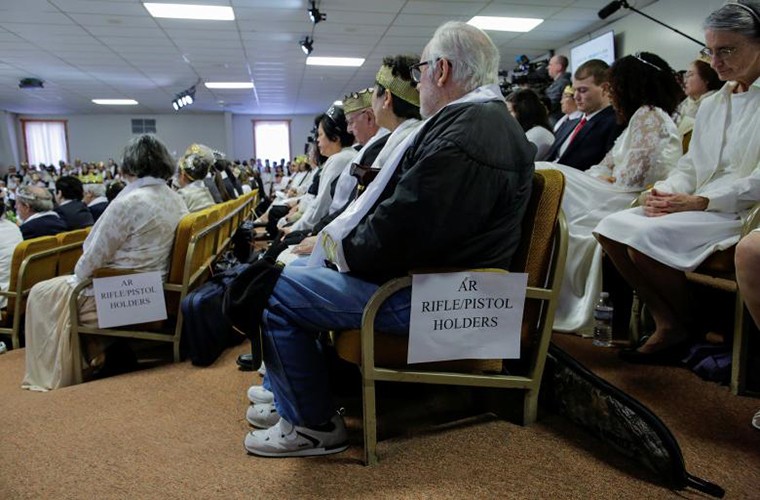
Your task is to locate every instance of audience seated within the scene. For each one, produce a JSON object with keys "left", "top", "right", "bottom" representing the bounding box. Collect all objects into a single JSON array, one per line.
[
  {"left": 676, "top": 59, "right": 722, "bottom": 137},
  {"left": 280, "top": 107, "right": 355, "bottom": 235},
  {"left": 16, "top": 186, "right": 68, "bottom": 240},
  {"left": 506, "top": 88, "right": 555, "bottom": 160},
  {"left": 595, "top": 1, "right": 760, "bottom": 364},
  {"left": 0, "top": 193, "right": 22, "bottom": 309},
  {"left": 544, "top": 59, "right": 624, "bottom": 170},
  {"left": 22, "top": 134, "right": 188, "bottom": 391},
  {"left": 537, "top": 52, "right": 683, "bottom": 334},
  {"left": 83, "top": 183, "right": 108, "bottom": 223},
  {"left": 54, "top": 176, "right": 94, "bottom": 230},
  {"left": 243, "top": 21, "right": 535, "bottom": 458},
  {"left": 175, "top": 144, "right": 216, "bottom": 212}
]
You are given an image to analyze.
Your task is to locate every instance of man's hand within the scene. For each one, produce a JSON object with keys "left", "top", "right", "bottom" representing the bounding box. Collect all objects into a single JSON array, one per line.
[
  {"left": 644, "top": 188, "right": 709, "bottom": 217},
  {"left": 292, "top": 236, "right": 317, "bottom": 255}
]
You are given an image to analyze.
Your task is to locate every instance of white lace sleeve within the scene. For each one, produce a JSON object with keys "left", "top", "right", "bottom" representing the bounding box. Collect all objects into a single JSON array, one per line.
[
  {"left": 611, "top": 106, "right": 680, "bottom": 189},
  {"left": 586, "top": 150, "right": 615, "bottom": 178}
]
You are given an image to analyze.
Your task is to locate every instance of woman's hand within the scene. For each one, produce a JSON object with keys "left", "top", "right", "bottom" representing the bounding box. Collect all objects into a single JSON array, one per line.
[{"left": 644, "top": 188, "right": 709, "bottom": 217}]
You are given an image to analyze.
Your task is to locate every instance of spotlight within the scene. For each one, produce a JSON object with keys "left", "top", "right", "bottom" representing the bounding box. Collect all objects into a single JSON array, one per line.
[
  {"left": 307, "top": 1, "right": 325, "bottom": 24},
  {"left": 172, "top": 84, "right": 197, "bottom": 111},
  {"left": 300, "top": 36, "right": 314, "bottom": 55}
]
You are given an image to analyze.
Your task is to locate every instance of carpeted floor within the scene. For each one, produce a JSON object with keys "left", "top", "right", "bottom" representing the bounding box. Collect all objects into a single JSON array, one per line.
[{"left": 1, "top": 333, "right": 758, "bottom": 499}]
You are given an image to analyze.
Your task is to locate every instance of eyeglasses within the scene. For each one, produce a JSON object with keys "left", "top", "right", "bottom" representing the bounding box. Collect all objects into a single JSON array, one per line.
[
  {"left": 409, "top": 58, "right": 439, "bottom": 84},
  {"left": 346, "top": 109, "right": 368, "bottom": 127},
  {"left": 699, "top": 46, "right": 737, "bottom": 61}
]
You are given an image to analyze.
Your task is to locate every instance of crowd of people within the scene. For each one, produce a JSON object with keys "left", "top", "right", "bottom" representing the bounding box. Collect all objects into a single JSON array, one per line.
[{"left": 1, "top": 0, "right": 759, "bottom": 455}]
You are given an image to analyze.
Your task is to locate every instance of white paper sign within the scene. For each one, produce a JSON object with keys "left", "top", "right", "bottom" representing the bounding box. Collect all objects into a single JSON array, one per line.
[
  {"left": 92, "top": 271, "right": 167, "bottom": 328},
  {"left": 407, "top": 271, "right": 528, "bottom": 364}
]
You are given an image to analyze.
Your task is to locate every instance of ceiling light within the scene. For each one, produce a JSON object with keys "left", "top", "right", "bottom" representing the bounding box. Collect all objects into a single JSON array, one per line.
[
  {"left": 172, "top": 84, "right": 196, "bottom": 111},
  {"left": 307, "top": 1, "right": 326, "bottom": 24},
  {"left": 204, "top": 82, "right": 254, "bottom": 89},
  {"left": 467, "top": 16, "right": 543, "bottom": 32},
  {"left": 144, "top": 3, "right": 235, "bottom": 21},
  {"left": 300, "top": 36, "right": 314, "bottom": 56},
  {"left": 92, "top": 99, "right": 139, "bottom": 105},
  {"left": 306, "top": 57, "right": 364, "bottom": 67}
]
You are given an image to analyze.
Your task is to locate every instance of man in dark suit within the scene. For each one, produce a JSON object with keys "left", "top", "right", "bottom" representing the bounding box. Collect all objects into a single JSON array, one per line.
[
  {"left": 54, "top": 176, "right": 94, "bottom": 230},
  {"left": 16, "top": 186, "right": 68, "bottom": 240},
  {"left": 83, "top": 183, "right": 108, "bottom": 223},
  {"left": 544, "top": 59, "right": 623, "bottom": 171}
]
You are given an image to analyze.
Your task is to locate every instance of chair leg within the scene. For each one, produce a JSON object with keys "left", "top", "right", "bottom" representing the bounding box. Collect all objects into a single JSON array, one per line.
[
  {"left": 361, "top": 377, "right": 379, "bottom": 466},
  {"left": 522, "top": 389, "right": 538, "bottom": 425},
  {"left": 731, "top": 292, "right": 749, "bottom": 395},
  {"left": 173, "top": 339, "right": 181, "bottom": 362},
  {"left": 72, "top": 332, "right": 83, "bottom": 385}
]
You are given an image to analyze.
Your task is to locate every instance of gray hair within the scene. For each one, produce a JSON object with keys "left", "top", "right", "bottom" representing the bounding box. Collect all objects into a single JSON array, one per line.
[
  {"left": 703, "top": 1, "right": 760, "bottom": 40},
  {"left": 16, "top": 186, "right": 53, "bottom": 213},
  {"left": 425, "top": 21, "right": 500, "bottom": 92},
  {"left": 120, "top": 134, "right": 176, "bottom": 180},
  {"left": 83, "top": 183, "right": 106, "bottom": 198}
]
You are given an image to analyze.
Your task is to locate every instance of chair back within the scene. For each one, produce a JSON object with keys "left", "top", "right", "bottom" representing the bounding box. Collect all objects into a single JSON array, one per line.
[
  {"left": 56, "top": 228, "right": 90, "bottom": 275},
  {"left": 6, "top": 235, "right": 59, "bottom": 316}
]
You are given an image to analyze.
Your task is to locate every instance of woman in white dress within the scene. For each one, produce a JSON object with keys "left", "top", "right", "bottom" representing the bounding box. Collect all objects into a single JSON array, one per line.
[
  {"left": 22, "top": 135, "right": 188, "bottom": 390},
  {"left": 538, "top": 52, "right": 683, "bottom": 334},
  {"left": 175, "top": 143, "right": 216, "bottom": 213},
  {"left": 676, "top": 59, "right": 722, "bottom": 137},
  {"left": 506, "top": 88, "right": 555, "bottom": 161},
  {"left": 595, "top": 1, "right": 760, "bottom": 363}
]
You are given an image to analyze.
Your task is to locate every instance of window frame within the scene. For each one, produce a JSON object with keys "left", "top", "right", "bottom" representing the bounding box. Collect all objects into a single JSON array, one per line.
[
  {"left": 252, "top": 119, "right": 292, "bottom": 163},
  {"left": 21, "top": 118, "right": 70, "bottom": 165}
]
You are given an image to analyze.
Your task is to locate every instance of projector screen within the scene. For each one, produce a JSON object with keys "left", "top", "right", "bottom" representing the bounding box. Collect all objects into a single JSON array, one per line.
[{"left": 570, "top": 31, "right": 615, "bottom": 75}]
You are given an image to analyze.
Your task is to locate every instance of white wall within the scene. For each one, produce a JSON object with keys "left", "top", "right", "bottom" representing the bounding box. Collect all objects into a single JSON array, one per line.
[{"left": 558, "top": 0, "right": 725, "bottom": 73}]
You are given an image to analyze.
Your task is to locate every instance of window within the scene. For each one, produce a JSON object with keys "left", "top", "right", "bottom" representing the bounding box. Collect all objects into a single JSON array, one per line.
[
  {"left": 131, "top": 118, "right": 157, "bottom": 134},
  {"left": 21, "top": 119, "right": 69, "bottom": 166},
  {"left": 253, "top": 120, "right": 291, "bottom": 164}
]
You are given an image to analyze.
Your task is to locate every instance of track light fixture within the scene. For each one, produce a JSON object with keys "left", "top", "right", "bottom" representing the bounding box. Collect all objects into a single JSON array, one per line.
[
  {"left": 172, "top": 84, "right": 197, "bottom": 111},
  {"left": 300, "top": 36, "right": 314, "bottom": 56},
  {"left": 307, "top": 1, "right": 325, "bottom": 24}
]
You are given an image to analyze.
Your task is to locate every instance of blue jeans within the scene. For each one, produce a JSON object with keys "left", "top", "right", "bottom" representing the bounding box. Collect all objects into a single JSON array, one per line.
[{"left": 262, "top": 265, "right": 410, "bottom": 427}]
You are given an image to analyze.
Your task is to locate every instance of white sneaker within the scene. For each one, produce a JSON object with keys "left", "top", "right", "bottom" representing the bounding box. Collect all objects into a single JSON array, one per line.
[
  {"left": 247, "top": 385, "right": 274, "bottom": 405},
  {"left": 244, "top": 414, "right": 349, "bottom": 457},
  {"left": 246, "top": 402, "right": 281, "bottom": 428},
  {"left": 752, "top": 409, "right": 760, "bottom": 431},
  {"left": 257, "top": 362, "right": 267, "bottom": 376}
]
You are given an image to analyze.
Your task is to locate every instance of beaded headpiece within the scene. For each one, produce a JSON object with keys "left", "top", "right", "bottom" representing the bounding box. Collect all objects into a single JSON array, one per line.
[
  {"left": 375, "top": 64, "right": 420, "bottom": 106},
  {"left": 343, "top": 88, "right": 373, "bottom": 114}
]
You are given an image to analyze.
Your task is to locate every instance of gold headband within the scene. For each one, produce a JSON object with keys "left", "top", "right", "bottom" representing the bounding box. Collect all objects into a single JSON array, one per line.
[
  {"left": 343, "top": 89, "right": 372, "bottom": 114},
  {"left": 375, "top": 65, "right": 420, "bottom": 106}
]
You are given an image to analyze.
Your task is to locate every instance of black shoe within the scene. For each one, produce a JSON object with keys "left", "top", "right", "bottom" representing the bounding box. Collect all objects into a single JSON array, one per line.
[
  {"left": 618, "top": 341, "right": 688, "bottom": 365},
  {"left": 252, "top": 221, "right": 268, "bottom": 228},
  {"left": 93, "top": 341, "right": 138, "bottom": 379},
  {"left": 237, "top": 353, "right": 254, "bottom": 371}
]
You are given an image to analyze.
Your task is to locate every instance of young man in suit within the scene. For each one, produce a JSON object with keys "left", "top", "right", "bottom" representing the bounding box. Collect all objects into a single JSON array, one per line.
[
  {"left": 544, "top": 59, "right": 623, "bottom": 171},
  {"left": 54, "top": 176, "right": 94, "bottom": 230}
]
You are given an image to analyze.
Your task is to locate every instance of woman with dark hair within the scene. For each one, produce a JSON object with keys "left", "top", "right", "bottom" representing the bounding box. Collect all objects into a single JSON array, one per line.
[
  {"left": 22, "top": 134, "right": 189, "bottom": 391},
  {"left": 596, "top": 0, "right": 760, "bottom": 363},
  {"left": 537, "top": 51, "right": 683, "bottom": 334},
  {"left": 281, "top": 106, "right": 355, "bottom": 234},
  {"left": 506, "top": 88, "right": 554, "bottom": 160},
  {"left": 676, "top": 59, "right": 722, "bottom": 136}
]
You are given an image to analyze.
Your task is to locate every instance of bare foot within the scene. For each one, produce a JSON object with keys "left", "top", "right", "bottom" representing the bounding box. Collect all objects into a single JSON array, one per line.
[{"left": 636, "top": 328, "right": 688, "bottom": 353}]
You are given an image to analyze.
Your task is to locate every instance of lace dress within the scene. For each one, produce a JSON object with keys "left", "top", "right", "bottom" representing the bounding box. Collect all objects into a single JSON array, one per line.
[{"left": 537, "top": 105, "right": 682, "bottom": 334}]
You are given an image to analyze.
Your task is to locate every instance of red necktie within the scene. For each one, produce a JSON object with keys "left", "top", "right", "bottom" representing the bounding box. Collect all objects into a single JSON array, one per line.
[{"left": 567, "top": 116, "right": 587, "bottom": 146}]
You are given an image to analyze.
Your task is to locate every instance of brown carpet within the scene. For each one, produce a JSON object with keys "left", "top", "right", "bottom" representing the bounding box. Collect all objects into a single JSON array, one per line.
[{"left": 1, "top": 334, "right": 758, "bottom": 499}]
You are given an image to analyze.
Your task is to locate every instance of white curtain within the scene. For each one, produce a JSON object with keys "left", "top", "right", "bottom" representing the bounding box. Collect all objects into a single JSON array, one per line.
[
  {"left": 254, "top": 120, "right": 290, "bottom": 163},
  {"left": 24, "top": 121, "right": 68, "bottom": 166}
]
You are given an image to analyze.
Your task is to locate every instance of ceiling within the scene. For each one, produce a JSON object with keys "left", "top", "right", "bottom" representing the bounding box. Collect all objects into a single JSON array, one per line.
[{"left": 0, "top": 0, "right": 647, "bottom": 116}]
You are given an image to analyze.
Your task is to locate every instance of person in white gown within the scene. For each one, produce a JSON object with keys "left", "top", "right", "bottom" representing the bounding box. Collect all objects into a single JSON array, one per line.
[
  {"left": 537, "top": 52, "right": 683, "bottom": 334},
  {"left": 595, "top": 1, "right": 760, "bottom": 363}
]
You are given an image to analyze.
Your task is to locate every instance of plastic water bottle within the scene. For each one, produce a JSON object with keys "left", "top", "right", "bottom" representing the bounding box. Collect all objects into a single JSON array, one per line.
[{"left": 593, "top": 292, "right": 614, "bottom": 347}]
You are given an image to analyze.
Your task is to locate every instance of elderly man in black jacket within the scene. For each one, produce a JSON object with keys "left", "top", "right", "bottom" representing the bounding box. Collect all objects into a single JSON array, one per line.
[{"left": 244, "top": 21, "right": 535, "bottom": 458}]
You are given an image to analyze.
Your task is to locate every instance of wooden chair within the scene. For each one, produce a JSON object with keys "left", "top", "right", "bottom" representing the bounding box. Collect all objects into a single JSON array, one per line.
[
  {"left": 69, "top": 195, "right": 257, "bottom": 384},
  {"left": 332, "top": 170, "right": 567, "bottom": 465}
]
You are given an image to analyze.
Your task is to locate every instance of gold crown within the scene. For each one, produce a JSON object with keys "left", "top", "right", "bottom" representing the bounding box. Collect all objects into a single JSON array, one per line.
[
  {"left": 343, "top": 89, "right": 373, "bottom": 114},
  {"left": 563, "top": 85, "right": 574, "bottom": 96},
  {"left": 375, "top": 64, "right": 420, "bottom": 106}
]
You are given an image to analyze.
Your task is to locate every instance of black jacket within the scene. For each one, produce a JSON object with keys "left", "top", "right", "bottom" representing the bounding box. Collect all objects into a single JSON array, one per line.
[
  {"left": 88, "top": 201, "right": 108, "bottom": 223},
  {"left": 344, "top": 99, "right": 535, "bottom": 283},
  {"left": 55, "top": 200, "right": 94, "bottom": 230},
  {"left": 545, "top": 105, "right": 622, "bottom": 171},
  {"left": 20, "top": 213, "right": 68, "bottom": 240}
]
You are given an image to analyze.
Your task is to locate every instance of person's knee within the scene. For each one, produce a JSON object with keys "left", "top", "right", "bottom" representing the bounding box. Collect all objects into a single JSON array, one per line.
[{"left": 735, "top": 232, "right": 760, "bottom": 280}]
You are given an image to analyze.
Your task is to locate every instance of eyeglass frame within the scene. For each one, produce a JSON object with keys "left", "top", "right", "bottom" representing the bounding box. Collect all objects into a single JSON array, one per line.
[
  {"left": 345, "top": 108, "right": 369, "bottom": 127},
  {"left": 409, "top": 58, "right": 441, "bottom": 84},
  {"left": 699, "top": 46, "right": 739, "bottom": 61}
]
